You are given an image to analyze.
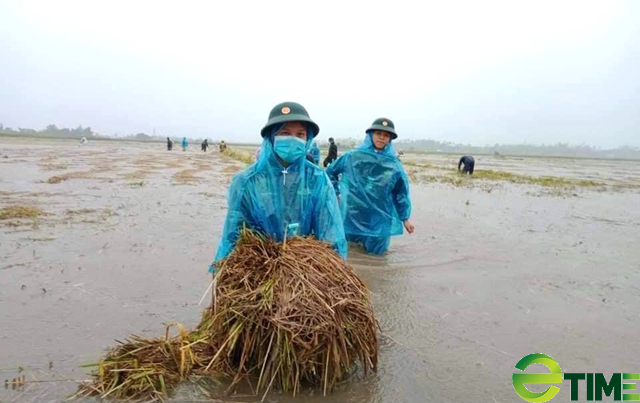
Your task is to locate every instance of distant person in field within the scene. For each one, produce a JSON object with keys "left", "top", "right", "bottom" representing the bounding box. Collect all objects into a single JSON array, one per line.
[
  {"left": 181, "top": 137, "right": 188, "bottom": 152},
  {"left": 308, "top": 140, "right": 320, "bottom": 165},
  {"left": 458, "top": 155, "right": 475, "bottom": 175},
  {"left": 219, "top": 140, "right": 227, "bottom": 152},
  {"left": 201, "top": 139, "right": 209, "bottom": 152},
  {"left": 323, "top": 137, "right": 338, "bottom": 167},
  {"left": 167, "top": 137, "right": 173, "bottom": 151}
]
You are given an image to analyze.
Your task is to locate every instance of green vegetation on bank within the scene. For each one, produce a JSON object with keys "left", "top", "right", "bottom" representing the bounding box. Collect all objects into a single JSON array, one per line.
[
  {"left": 472, "top": 169, "right": 602, "bottom": 187},
  {"left": 406, "top": 168, "right": 605, "bottom": 189}
]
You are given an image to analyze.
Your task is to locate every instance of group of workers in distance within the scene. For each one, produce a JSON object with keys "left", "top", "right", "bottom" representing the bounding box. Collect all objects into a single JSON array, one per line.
[
  {"left": 166, "top": 137, "right": 216, "bottom": 152},
  {"left": 165, "top": 137, "right": 190, "bottom": 151},
  {"left": 213, "top": 101, "right": 416, "bottom": 266}
]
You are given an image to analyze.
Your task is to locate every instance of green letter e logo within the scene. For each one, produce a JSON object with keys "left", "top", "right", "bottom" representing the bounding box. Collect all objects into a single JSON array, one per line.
[{"left": 513, "top": 353, "right": 563, "bottom": 403}]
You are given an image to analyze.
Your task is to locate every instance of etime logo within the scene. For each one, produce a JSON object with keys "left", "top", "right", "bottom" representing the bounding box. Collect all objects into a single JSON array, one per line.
[{"left": 513, "top": 353, "right": 640, "bottom": 402}]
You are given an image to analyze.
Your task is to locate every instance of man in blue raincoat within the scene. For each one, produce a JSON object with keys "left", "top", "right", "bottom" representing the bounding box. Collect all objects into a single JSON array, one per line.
[
  {"left": 308, "top": 140, "right": 321, "bottom": 165},
  {"left": 213, "top": 102, "right": 347, "bottom": 264},
  {"left": 326, "top": 118, "right": 415, "bottom": 255}
]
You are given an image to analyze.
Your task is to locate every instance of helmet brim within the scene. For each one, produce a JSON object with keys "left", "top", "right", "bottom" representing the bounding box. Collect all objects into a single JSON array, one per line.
[
  {"left": 261, "top": 114, "right": 320, "bottom": 139},
  {"left": 366, "top": 125, "right": 398, "bottom": 140}
]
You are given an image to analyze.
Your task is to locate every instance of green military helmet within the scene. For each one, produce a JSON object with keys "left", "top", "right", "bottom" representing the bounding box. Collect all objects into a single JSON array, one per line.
[
  {"left": 260, "top": 102, "right": 320, "bottom": 138},
  {"left": 366, "top": 117, "right": 398, "bottom": 140}
]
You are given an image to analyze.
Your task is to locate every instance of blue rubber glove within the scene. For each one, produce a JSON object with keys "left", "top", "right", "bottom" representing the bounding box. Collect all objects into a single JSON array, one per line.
[{"left": 208, "top": 264, "right": 217, "bottom": 274}]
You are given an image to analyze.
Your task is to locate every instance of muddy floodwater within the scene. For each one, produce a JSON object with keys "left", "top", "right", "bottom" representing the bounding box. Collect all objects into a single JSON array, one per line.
[{"left": 1, "top": 137, "right": 639, "bottom": 403}]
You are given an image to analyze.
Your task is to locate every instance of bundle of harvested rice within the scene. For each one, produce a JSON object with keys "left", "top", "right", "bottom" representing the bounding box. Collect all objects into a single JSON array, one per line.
[{"left": 75, "top": 229, "right": 378, "bottom": 402}]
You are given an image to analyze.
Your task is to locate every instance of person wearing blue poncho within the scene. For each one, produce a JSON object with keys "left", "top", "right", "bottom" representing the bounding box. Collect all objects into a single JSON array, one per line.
[
  {"left": 326, "top": 118, "right": 415, "bottom": 255},
  {"left": 308, "top": 140, "right": 321, "bottom": 165},
  {"left": 181, "top": 137, "right": 188, "bottom": 152},
  {"left": 213, "top": 102, "right": 347, "bottom": 265}
]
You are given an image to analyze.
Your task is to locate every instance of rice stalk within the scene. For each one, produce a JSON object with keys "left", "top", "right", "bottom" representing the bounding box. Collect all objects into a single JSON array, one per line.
[{"left": 75, "top": 229, "right": 378, "bottom": 402}]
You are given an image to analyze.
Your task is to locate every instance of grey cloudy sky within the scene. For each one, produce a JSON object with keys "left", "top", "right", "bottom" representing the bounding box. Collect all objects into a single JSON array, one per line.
[{"left": 1, "top": 0, "right": 638, "bottom": 147}]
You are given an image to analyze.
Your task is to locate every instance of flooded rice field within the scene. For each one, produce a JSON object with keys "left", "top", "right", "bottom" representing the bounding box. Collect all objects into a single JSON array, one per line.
[
  {"left": 402, "top": 152, "right": 640, "bottom": 187},
  {"left": 1, "top": 137, "right": 639, "bottom": 403}
]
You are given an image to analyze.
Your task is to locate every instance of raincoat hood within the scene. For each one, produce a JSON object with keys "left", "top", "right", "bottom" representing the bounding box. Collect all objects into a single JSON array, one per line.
[{"left": 360, "top": 131, "right": 398, "bottom": 158}]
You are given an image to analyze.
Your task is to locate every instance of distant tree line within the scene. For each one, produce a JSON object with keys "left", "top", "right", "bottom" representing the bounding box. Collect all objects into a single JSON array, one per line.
[
  {"left": 2, "top": 123, "right": 638, "bottom": 159},
  {"left": 0, "top": 124, "right": 176, "bottom": 142},
  {"left": 0, "top": 123, "right": 97, "bottom": 139},
  {"left": 393, "top": 139, "right": 640, "bottom": 159},
  {"left": 328, "top": 137, "right": 640, "bottom": 159}
]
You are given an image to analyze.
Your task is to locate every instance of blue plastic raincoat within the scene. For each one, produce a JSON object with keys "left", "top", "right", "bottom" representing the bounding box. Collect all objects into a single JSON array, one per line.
[
  {"left": 309, "top": 141, "right": 321, "bottom": 165},
  {"left": 214, "top": 130, "right": 347, "bottom": 262},
  {"left": 326, "top": 133, "right": 412, "bottom": 255}
]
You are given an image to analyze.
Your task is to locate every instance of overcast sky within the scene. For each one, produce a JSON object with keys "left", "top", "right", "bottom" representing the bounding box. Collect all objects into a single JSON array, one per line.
[{"left": 1, "top": 0, "right": 638, "bottom": 147}]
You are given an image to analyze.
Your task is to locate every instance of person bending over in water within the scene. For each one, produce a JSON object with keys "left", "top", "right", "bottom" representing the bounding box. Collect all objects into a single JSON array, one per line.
[{"left": 458, "top": 155, "right": 475, "bottom": 175}]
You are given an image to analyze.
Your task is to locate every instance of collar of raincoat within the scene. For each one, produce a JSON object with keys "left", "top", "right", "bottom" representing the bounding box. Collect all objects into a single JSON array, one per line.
[{"left": 360, "top": 131, "right": 399, "bottom": 159}]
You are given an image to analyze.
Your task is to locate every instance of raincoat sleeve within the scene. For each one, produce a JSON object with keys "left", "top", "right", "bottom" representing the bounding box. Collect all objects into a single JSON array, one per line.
[
  {"left": 392, "top": 167, "right": 412, "bottom": 222},
  {"left": 325, "top": 154, "right": 347, "bottom": 195},
  {"left": 312, "top": 174, "right": 348, "bottom": 259},
  {"left": 214, "top": 175, "right": 250, "bottom": 262}
]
